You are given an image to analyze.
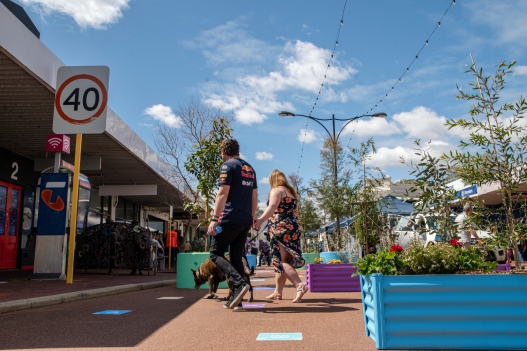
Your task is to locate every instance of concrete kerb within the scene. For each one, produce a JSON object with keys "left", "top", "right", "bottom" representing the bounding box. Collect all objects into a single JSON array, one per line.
[{"left": 0, "top": 280, "right": 174, "bottom": 314}]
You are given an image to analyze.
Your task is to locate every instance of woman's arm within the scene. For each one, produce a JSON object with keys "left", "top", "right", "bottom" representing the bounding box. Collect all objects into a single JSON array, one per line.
[{"left": 253, "top": 188, "right": 282, "bottom": 229}]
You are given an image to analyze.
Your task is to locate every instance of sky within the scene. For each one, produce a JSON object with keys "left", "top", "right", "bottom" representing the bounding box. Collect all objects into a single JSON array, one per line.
[{"left": 10, "top": 0, "right": 527, "bottom": 209}]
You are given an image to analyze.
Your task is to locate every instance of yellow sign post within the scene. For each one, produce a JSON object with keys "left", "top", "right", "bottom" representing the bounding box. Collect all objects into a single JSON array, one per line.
[
  {"left": 66, "top": 134, "right": 82, "bottom": 284},
  {"left": 53, "top": 66, "right": 110, "bottom": 284}
]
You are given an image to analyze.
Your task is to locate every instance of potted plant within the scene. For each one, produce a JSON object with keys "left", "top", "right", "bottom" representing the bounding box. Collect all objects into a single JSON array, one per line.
[
  {"left": 356, "top": 241, "right": 527, "bottom": 350},
  {"left": 306, "top": 255, "right": 361, "bottom": 292}
]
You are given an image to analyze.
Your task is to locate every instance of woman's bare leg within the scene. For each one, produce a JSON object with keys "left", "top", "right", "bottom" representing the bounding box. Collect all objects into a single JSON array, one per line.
[{"left": 279, "top": 244, "right": 302, "bottom": 287}]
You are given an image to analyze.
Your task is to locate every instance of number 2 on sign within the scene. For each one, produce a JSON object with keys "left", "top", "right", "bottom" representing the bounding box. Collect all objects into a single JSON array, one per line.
[{"left": 63, "top": 88, "right": 100, "bottom": 111}]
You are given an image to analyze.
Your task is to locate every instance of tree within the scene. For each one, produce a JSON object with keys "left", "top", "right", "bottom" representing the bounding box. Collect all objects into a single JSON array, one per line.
[
  {"left": 184, "top": 118, "right": 232, "bottom": 223},
  {"left": 401, "top": 140, "right": 459, "bottom": 241},
  {"left": 153, "top": 98, "right": 233, "bottom": 240},
  {"left": 310, "top": 138, "right": 352, "bottom": 249},
  {"left": 288, "top": 173, "right": 322, "bottom": 251},
  {"left": 349, "top": 138, "right": 386, "bottom": 254},
  {"left": 446, "top": 59, "right": 527, "bottom": 269}
]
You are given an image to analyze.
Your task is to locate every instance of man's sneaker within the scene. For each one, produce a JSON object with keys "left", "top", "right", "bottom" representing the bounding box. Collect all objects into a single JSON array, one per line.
[
  {"left": 226, "top": 283, "right": 249, "bottom": 309},
  {"left": 223, "top": 295, "right": 234, "bottom": 309},
  {"left": 233, "top": 303, "right": 244, "bottom": 311}
]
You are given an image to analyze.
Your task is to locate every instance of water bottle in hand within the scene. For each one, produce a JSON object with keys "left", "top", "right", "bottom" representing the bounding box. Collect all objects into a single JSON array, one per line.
[{"left": 215, "top": 226, "right": 222, "bottom": 234}]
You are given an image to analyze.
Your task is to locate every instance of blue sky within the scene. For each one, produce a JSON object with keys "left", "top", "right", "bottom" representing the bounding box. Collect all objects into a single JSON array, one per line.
[{"left": 12, "top": 0, "right": 527, "bottom": 208}]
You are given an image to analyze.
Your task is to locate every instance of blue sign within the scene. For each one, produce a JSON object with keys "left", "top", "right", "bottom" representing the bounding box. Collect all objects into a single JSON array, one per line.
[
  {"left": 93, "top": 310, "right": 132, "bottom": 315},
  {"left": 36, "top": 173, "right": 69, "bottom": 235},
  {"left": 257, "top": 333, "right": 303, "bottom": 341},
  {"left": 457, "top": 185, "right": 477, "bottom": 199}
]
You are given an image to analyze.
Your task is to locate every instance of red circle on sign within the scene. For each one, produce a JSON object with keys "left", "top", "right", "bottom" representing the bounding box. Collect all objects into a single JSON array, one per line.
[{"left": 54, "top": 74, "right": 108, "bottom": 125}]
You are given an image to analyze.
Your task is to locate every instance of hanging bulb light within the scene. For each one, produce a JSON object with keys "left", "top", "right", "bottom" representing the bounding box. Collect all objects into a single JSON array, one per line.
[
  {"left": 426, "top": 40, "right": 429, "bottom": 45},
  {"left": 335, "top": 41, "right": 339, "bottom": 46},
  {"left": 438, "top": 21, "right": 441, "bottom": 27},
  {"left": 340, "top": 20, "right": 343, "bottom": 25}
]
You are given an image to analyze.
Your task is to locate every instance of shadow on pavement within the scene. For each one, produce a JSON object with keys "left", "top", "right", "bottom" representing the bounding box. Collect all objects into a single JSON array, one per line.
[{"left": 0, "top": 286, "right": 201, "bottom": 350}]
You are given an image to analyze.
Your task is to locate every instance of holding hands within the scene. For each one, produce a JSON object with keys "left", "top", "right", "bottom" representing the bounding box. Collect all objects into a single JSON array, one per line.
[{"left": 253, "top": 217, "right": 264, "bottom": 231}]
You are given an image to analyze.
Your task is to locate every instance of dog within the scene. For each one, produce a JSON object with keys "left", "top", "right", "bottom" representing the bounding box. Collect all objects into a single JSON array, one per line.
[{"left": 191, "top": 254, "right": 254, "bottom": 302}]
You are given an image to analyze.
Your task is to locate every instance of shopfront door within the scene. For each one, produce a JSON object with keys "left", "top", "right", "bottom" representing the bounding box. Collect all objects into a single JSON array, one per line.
[{"left": 0, "top": 181, "right": 21, "bottom": 269}]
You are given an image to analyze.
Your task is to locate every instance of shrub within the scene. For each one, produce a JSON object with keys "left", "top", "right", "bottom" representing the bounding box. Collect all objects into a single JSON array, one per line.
[{"left": 354, "top": 241, "right": 497, "bottom": 276}]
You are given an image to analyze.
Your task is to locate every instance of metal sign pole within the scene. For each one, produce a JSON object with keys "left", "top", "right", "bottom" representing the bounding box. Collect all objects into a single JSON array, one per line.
[{"left": 66, "top": 134, "right": 82, "bottom": 284}]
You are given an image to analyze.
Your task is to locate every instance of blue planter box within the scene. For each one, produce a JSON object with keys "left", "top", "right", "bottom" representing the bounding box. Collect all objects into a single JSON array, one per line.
[{"left": 360, "top": 273, "right": 527, "bottom": 350}]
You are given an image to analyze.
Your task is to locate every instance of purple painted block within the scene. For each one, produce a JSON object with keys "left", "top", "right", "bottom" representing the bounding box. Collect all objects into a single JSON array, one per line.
[
  {"left": 494, "top": 263, "right": 511, "bottom": 272},
  {"left": 306, "top": 264, "right": 361, "bottom": 292},
  {"left": 242, "top": 303, "right": 265, "bottom": 308}
]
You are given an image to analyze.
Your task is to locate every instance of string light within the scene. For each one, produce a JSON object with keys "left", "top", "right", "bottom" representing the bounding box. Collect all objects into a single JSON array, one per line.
[
  {"left": 296, "top": 0, "right": 348, "bottom": 174},
  {"left": 363, "top": 0, "right": 456, "bottom": 116}
]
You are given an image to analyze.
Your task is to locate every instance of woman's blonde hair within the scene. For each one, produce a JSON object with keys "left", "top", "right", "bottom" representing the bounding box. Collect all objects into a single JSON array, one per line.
[{"left": 268, "top": 169, "right": 297, "bottom": 199}]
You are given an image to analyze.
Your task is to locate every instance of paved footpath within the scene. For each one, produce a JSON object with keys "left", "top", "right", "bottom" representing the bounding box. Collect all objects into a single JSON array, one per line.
[{"left": 0, "top": 267, "right": 384, "bottom": 351}]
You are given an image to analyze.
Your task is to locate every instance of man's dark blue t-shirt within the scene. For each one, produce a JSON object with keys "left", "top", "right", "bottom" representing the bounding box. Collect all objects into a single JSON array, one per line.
[{"left": 217, "top": 158, "right": 257, "bottom": 225}]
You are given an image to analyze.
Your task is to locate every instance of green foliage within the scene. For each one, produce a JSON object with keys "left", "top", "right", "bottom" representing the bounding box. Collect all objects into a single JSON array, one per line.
[
  {"left": 354, "top": 241, "right": 497, "bottom": 276},
  {"left": 310, "top": 138, "right": 352, "bottom": 249},
  {"left": 402, "top": 241, "right": 497, "bottom": 274},
  {"left": 445, "top": 59, "right": 527, "bottom": 266},
  {"left": 184, "top": 117, "right": 232, "bottom": 225},
  {"left": 401, "top": 140, "right": 459, "bottom": 241},
  {"left": 350, "top": 138, "right": 387, "bottom": 249},
  {"left": 353, "top": 249, "right": 406, "bottom": 276}
]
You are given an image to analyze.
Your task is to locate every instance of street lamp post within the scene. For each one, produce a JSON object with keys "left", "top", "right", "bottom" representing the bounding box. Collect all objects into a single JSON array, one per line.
[{"left": 279, "top": 110, "right": 387, "bottom": 250}]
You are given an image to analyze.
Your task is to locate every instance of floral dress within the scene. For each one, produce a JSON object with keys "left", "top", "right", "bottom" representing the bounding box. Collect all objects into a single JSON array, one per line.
[{"left": 269, "top": 195, "right": 305, "bottom": 273}]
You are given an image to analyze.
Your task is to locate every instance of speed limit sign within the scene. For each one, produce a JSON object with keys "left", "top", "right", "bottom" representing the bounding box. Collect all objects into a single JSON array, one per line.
[{"left": 53, "top": 66, "right": 109, "bottom": 134}]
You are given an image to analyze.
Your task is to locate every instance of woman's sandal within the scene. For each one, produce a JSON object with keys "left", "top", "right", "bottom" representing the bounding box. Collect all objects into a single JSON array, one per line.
[
  {"left": 266, "top": 292, "right": 282, "bottom": 300},
  {"left": 292, "top": 283, "right": 308, "bottom": 303}
]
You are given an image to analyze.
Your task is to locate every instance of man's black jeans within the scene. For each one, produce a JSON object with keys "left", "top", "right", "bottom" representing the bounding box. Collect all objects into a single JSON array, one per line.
[{"left": 210, "top": 222, "right": 251, "bottom": 289}]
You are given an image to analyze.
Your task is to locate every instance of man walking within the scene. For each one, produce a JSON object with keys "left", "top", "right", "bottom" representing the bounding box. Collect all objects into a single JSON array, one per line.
[{"left": 208, "top": 138, "right": 258, "bottom": 310}]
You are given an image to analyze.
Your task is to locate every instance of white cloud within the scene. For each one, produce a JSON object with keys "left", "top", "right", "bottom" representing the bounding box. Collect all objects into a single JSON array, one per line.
[
  {"left": 392, "top": 106, "right": 450, "bottom": 141},
  {"left": 298, "top": 129, "right": 318, "bottom": 143},
  {"left": 342, "top": 117, "right": 401, "bottom": 138},
  {"left": 200, "top": 28, "right": 359, "bottom": 125},
  {"left": 144, "top": 104, "right": 183, "bottom": 128},
  {"left": 514, "top": 65, "right": 527, "bottom": 76},
  {"left": 466, "top": 1, "right": 527, "bottom": 48},
  {"left": 259, "top": 177, "right": 269, "bottom": 184},
  {"left": 256, "top": 152, "right": 274, "bottom": 161},
  {"left": 20, "top": 0, "right": 130, "bottom": 29}
]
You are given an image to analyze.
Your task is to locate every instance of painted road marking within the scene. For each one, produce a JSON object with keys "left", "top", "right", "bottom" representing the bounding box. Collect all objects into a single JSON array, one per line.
[
  {"left": 257, "top": 333, "right": 303, "bottom": 341},
  {"left": 250, "top": 279, "right": 265, "bottom": 282},
  {"left": 242, "top": 303, "right": 265, "bottom": 308},
  {"left": 157, "top": 297, "right": 184, "bottom": 299},
  {"left": 253, "top": 287, "right": 274, "bottom": 290},
  {"left": 0, "top": 282, "right": 7, "bottom": 284},
  {"left": 93, "top": 310, "right": 132, "bottom": 315}
]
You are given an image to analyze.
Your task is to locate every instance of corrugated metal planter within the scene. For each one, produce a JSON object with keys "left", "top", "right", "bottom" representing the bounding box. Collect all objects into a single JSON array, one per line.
[
  {"left": 360, "top": 273, "right": 527, "bottom": 350},
  {"left": 306, "top": 264, "right": 360, "bottom": 292}
]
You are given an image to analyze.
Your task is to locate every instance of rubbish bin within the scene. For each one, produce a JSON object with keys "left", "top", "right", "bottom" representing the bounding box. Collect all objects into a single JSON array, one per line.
[{"left": 159, "top": 255, "right": 166, "bottom": 271}]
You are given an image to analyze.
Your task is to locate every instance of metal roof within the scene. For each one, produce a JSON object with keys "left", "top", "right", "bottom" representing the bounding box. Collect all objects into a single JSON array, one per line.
[{"left": 0, "top": 6, "right": 191, "bottom": 216}]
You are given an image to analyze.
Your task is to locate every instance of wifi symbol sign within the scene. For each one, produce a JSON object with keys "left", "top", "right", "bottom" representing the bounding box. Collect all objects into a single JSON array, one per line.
[{"left": 46, "top": 134, "right": 71, "bottom": 154}]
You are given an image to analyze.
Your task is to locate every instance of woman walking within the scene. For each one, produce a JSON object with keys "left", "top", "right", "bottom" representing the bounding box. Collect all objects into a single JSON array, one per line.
[{"left": 253, "top": 169, "right": 307, "bottom": 302}]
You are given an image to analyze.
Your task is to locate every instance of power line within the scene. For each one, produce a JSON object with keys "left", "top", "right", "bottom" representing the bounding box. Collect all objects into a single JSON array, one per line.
[
  {"left": 363, "top": 0, "right": 456, "bottom": 116},
  {"left": 297, "top": 0, "right": 348, "bottom": 174}
]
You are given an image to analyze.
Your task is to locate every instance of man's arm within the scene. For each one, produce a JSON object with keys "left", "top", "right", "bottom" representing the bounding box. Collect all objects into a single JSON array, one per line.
[
  {"left": 252, "top": 188, "right": 258, "bottom": 218},
  {"left": 207, "top": 185, "right": 230, "bottom": 236}
]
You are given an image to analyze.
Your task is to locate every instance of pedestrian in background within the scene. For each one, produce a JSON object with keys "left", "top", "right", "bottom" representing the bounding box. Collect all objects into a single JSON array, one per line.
[{"left": 258, "top": 239, "right": 271, "bottom": 266}]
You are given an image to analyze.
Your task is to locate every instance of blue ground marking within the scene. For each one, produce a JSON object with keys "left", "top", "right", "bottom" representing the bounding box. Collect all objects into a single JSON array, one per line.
[
  {"left": 257, "top": 333, "right": 303, "bottom": 341},
  {"left": 93, "top": 310, "right": 132, "bottom": 315},
  {"left": 253, "top": 287, "right": 274, "bottom": 290}
]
